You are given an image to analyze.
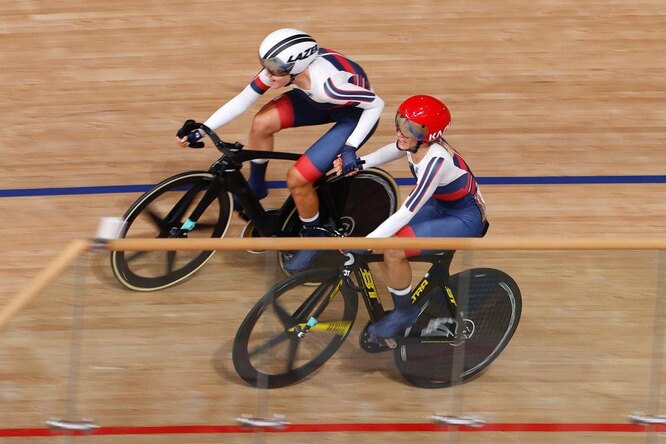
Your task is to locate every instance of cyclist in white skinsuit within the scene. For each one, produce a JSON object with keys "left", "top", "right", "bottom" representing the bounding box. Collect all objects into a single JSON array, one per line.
[
  {"left": 335, "top": 95, "right": 488, "bottom": 338},
  {"left": 177, "top": 28, "right": 384, "bottom": 271}
]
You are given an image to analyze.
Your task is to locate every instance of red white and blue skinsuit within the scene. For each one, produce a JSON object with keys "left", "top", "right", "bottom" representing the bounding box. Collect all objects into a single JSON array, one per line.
[
  {"left": 361, "top": 142, "right": 488, "bottom": 256},
  {"left": 203, "top": 48, "right": 384, "bottom": 182}
]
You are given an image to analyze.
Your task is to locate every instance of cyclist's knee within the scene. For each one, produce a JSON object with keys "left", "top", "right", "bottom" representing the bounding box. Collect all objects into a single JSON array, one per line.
[
  {"left": 250, "top": 107, "right": 281, "bottom": 137},
  {"left": 287, "top": 166, "right": 311, "bottom": 191},
  {"left": 383, "top": 248, "right": 407, "bottom": 266},
  {"left": 290, "top": 158, "right": 322, "bottom": 185}
]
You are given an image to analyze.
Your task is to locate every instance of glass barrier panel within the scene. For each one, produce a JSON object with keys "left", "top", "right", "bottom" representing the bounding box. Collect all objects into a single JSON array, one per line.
[
  {"left": 255, "top": 248, "right": 662, "bottom": 443},
  {"left": 0, "top": 255, "right": 85, "bottom": 443},
  {"left": 1, "top": 244, "right": 664, "bottom": 443}
]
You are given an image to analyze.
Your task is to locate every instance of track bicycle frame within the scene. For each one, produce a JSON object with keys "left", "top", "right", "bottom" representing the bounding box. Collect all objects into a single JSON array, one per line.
[
  {"left": 356, "top": 252, "right": 466, "bottom": 345},
  {"left": 290, "top": 252, "right": 466, "bottom": 345},
  {"left": 171, "top": 124, "right": 347, "bottom": 239}
]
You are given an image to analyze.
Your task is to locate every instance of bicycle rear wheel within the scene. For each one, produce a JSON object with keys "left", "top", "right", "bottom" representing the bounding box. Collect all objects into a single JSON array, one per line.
[
  {"left": 110, "top": 171, "right": 232, "bottom": 291},
  {"left": 395, "top": 268, "right": 522, "bottom": 388},
  {"left": 278, "top": 168, "right": 399, "bottom": 271},
  {"left": 232, "top": 268, "right": 358, "bottom": 388}
]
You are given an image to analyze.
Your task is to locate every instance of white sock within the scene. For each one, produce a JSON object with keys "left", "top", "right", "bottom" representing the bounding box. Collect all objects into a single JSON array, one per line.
[
  {"left": 300, "top": 212, "right": 320, "bottom": 224},
  {"left": 387, "top": 285, "right": 412, "bottom": 296}
]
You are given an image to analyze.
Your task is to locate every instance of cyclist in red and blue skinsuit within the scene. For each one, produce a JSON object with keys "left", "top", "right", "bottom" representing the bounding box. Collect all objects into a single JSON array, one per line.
[
  {"left": 334, "top": 95, "right": 488, "bottom": 339},
  {"left": 177, "top": 28, "right": 384, "bottom": 271}
]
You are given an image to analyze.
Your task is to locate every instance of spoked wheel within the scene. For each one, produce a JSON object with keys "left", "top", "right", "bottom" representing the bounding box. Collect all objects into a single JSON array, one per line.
[
  {"left": 232, "top": 268, "right": 358, "bottom": 388},
  {"left": 110, "top": 171, "right": 232, "bottom": 291},
  {"left": 395, "top": 268, "right": 522, "bottom": 388},
  {"left": 278, "top": 168, "right": 399, "bottom": 273}
]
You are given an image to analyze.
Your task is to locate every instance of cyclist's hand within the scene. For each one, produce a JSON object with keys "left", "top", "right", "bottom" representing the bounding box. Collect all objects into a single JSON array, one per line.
[
  {"left": 333, "top": 156, "right": 344, "bottom": 176},
  {"left": 340, "top": 145, "right": 365, "bottom": 176},
  {"left": 176, "top": 119, "right": 205, "bottom": 149}
]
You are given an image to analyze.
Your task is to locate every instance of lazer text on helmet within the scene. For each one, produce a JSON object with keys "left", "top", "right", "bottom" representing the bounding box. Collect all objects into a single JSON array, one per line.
[{"left": 287, "top": 45, "right": 318, "bottom": 63}]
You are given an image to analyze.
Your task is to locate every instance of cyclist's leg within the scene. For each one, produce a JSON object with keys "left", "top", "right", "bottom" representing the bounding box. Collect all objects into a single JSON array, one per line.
[
  {"left": 375, "top": 199, "right": 441, "bottom": 283},
  {"left": 396, "top": 199, "right": 485, "bottom": 257},
  {"left": 290, "top": 107, "right": 377, "bottom": 183},
  {"left": 367, "top": 200, "right": 443, "bottom": 337},
  {"left": 288, "top": 107, "right": 378, "bottom": 217},
  {"left": 245, "top": 91, "right": 332, "bottom": 199},
  {"left": 285, "top": 107, "right": 373, "bottom": 272},
  {"left": 369, "top": 199, "right": 482, "bottom": 338},
  {"left": 244, "top": 99, "right": 282, "bottom": 199}
]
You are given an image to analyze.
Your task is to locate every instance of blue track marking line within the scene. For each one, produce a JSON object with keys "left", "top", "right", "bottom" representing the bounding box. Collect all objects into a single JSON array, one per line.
[{"left": 1, "top": 175, "right": 664, "bottom": 198}]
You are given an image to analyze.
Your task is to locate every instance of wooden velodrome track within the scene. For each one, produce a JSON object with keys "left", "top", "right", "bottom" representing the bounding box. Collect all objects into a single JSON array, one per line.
[{"left": 1, "top": 0, "right": 665, "bottom": 442}]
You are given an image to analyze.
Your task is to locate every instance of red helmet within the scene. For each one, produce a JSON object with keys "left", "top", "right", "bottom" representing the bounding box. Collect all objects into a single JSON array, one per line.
[{"left": 395, "top": 95, "right": 451, "bottom": 142}]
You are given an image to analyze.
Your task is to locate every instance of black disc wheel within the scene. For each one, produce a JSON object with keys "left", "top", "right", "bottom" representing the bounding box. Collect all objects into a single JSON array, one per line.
[{"left": 395, "top": 268, "right": 522, "bottom": 388}]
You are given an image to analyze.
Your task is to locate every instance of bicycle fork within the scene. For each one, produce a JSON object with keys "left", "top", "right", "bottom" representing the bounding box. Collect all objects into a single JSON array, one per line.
[{"left": 170, "top": 178, "right": 223, "bottom": 236}]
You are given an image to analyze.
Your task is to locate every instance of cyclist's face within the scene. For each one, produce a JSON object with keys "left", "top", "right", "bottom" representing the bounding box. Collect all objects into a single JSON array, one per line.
[
  {"left": 267, "top": 73, "right": 291, "bottom": 88},
  {"left": 396, "top": 129, "right": 419, "bottom": 151}
]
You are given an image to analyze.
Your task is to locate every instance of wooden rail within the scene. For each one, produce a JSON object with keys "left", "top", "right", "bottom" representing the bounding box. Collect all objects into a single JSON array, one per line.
[
  {"left": 0, "top": 239, "right": 90, "bottom": 331},
  {"left": 105, "top": 237, "right": 666, "bottom": 251}
]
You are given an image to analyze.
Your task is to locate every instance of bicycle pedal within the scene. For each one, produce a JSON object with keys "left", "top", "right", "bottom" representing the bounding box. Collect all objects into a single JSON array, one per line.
[{"left": 359, "top": 322, "right": 393, "bottom": 353}]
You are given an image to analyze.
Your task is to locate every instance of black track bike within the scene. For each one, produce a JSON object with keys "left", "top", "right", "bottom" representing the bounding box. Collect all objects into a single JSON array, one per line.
[
  {"left": 110, "top": 121, "right": 399, "bottom": 291},
  {"left": 232, "top": 251, "right": 521, "bottom": 388}
]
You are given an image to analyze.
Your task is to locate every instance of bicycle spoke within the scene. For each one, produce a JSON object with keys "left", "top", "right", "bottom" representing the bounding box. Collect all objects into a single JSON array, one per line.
[
  {"left": 286, "top": 338, "right": 299, "bottom": 372},
  {"left": 165, "top": 250, "right": 177, "bottom": 274},
  {"left": 271, "top": 298, "right": 295, "bottom": 329},
  {"left": 248, "top": 331, "right": 291, "bottom": 359},
  {"left": 124, "top": 250, "right": 150, "bottom": 263},
  {"left": 145, "top": 207, "right": 170, "bottom": 235}
]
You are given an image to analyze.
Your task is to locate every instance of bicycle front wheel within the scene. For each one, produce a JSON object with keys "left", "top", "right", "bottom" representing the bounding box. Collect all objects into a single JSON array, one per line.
[
  {"left": 232, "top": 268, "right": 358, "bottom": 388},
  {"left": 110, "top": 171, "right": 232, "bottom": 291},
  {"left": 395, "top": 268, "right": 522, "bottom": 388}
]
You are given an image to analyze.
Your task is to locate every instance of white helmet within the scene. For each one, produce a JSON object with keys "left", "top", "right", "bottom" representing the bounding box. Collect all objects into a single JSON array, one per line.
[{"left": 258, "top": 28, "right": 318, "bottom": 76}]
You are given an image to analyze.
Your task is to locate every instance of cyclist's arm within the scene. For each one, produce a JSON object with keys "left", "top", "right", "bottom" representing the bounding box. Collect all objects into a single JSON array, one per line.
[
  {"left": 360, "top": 143, "right": 406, "bottom": 169},
  {"left": 322, "top": 74, "right": 384, "bottom": 148},
  {"left": 203, "top": 70, "right": 271, "bottom": 130},
  {"left": 367, "top": 156, "right": 448, "bottom": 238}
]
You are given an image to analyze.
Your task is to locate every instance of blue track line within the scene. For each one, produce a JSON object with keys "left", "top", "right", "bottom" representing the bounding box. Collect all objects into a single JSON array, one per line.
[{"left": 1, "top": 175, "right": 664, "bottom": 198}]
